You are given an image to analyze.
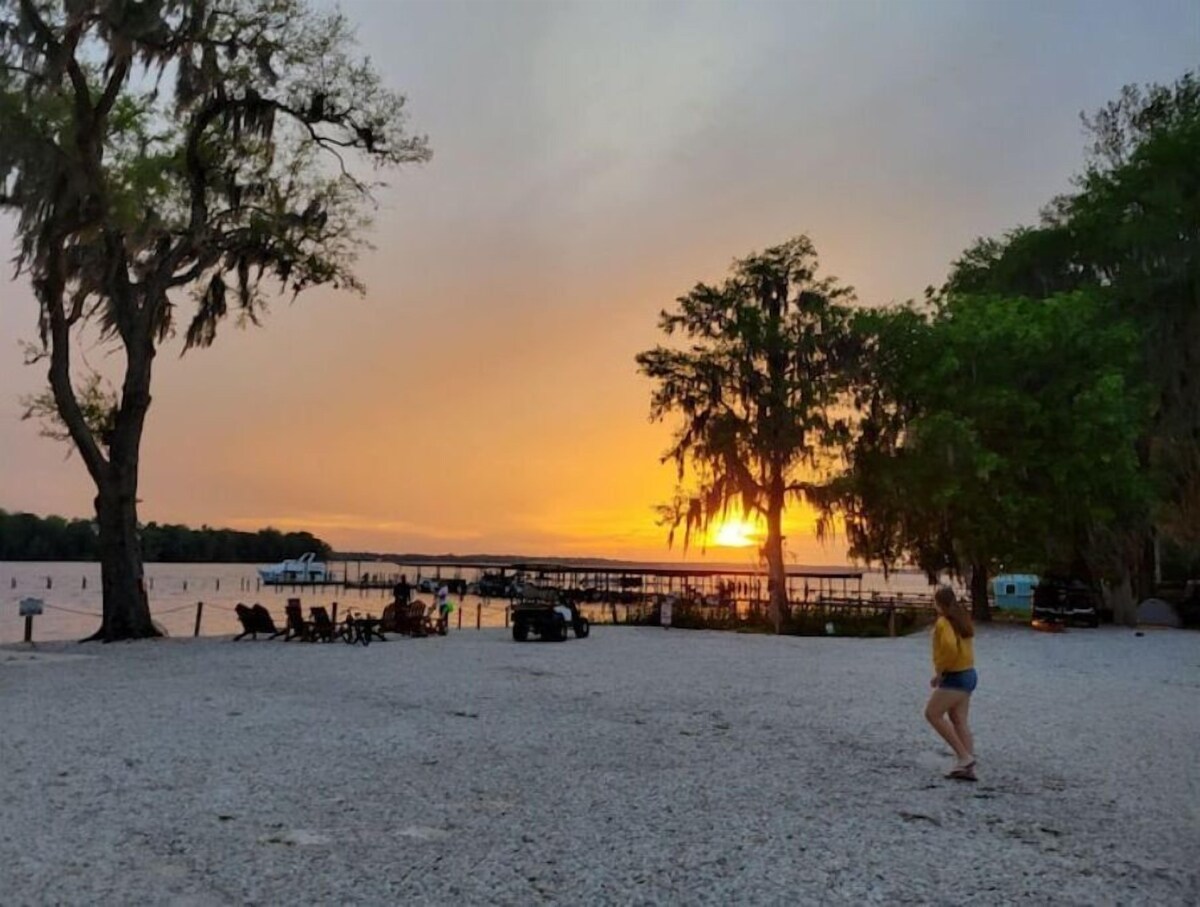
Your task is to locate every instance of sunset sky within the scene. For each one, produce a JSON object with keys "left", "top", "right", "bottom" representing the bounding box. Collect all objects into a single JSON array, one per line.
[{"left": 0, "top": 0, "right": 1196, "bottom": 563}]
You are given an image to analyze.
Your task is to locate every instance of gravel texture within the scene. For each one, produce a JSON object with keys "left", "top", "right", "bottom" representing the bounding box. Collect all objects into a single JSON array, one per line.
[{"left": 1, "top": 625, "right": 1197, "bottom": 905}]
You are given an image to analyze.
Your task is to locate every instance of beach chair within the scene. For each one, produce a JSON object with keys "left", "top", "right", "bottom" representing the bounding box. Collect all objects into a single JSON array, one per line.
[
  {"left": 379, "top": 601, "right": 400, "bottom": 634},
  {"left": 388, "top": 600, "right": 428, "bottom": 637},
  {"left": 283, "top": 599, "right": 316, "bottom": 642},
  {"left": 379, "top": 602, "right": 417, "bottom": 636},
  {"left": 233, "top": 603, "right": 283, "bottom": 640},
  {"left": 309, "top": 605, "right": 338, "bottom": 642},
  {"left": 389, "top": 601, "right": 416, "bottom": 636}
]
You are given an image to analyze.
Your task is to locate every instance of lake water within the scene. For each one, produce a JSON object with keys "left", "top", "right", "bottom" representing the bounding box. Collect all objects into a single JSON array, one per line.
[{"left": 0, "top": 561, "right": 943, "bottom": 644}]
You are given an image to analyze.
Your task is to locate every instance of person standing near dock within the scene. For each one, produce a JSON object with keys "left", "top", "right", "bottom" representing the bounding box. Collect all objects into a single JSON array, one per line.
[
  {"left": 924, "top": 586, "right": 977, "bottom": 780},
  {"left": 436, "top": 582, "right": 452, "bottom": 632},
  {"left": 393, "top": 574, "right": 411, "bottom": 606}
]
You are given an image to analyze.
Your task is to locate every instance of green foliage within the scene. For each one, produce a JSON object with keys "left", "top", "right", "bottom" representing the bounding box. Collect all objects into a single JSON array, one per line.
[
  {"left": 662, "top": 602, "right": 930, "bottom": 637},
  {"left": 826, "top": 291, "right": 1151, "bottom": 585},
  {"left": 841, "top": 70, "right": 1200, "bottom": 613},
  {"left": 943, "top": 71, "right": 1200, "bottom": 555},
  {"left": 0, "top": 507, "right": 331, "bottom": 563},
  {"left": 22, "top": 372, "right": 117, "bottom": 447}
]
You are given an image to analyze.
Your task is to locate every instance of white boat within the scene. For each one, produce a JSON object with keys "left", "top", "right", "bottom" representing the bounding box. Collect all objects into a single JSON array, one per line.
[{"left": 258, "top": 552, "right": 329, "bottom": 583}]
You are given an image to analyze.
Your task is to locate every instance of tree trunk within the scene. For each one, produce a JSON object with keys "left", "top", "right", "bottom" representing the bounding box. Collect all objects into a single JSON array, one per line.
[
  {"left": 765, "top": 498, "right": 788, "bottom": 633},
  {"left": 89, "top": 476, "right": 158, "bottom": 641},
  {"left": 969, "top": 561, "right": 991, "bottom": 623},
  {"left": 1134, "top": 532, "right": 1157, "bottom": 601},
  {"left": 1104, "top": 569, "right": 1139, "bottom": 627},
  {"left": 87, "top": 324, "right": 159, "bottom": 642}
]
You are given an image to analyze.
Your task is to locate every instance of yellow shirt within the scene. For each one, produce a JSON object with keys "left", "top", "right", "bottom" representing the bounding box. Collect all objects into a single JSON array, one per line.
[{"left": 932, "top": 616, "right": 974, "bottom": 673}]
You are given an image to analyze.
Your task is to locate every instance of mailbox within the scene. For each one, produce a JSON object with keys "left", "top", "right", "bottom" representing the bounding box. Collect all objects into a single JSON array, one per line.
[{"left": 19, "top": 597, "right": 44, "bottom": 617}]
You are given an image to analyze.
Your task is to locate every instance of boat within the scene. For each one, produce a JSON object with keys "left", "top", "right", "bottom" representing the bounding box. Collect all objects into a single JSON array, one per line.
[{"left": 258, "top": 552, "right": 329, "bottom": 583}]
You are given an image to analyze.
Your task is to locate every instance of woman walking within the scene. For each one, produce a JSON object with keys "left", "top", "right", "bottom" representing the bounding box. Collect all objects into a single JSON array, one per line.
[{"left": 924, "top": 586, "right": 977, "bottom": 780}]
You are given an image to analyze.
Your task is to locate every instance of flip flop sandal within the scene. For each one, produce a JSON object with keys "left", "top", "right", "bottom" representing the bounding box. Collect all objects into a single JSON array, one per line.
[{"left": 946, "top": 766, "right": 977, "bottom": 781}]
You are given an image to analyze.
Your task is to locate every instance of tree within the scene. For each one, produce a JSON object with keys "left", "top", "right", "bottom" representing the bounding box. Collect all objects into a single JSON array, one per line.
[
  {"left": 0, "top": 1, "right": 429, "bottom": 639},
  {"left": 941, "top": 72, "right": 1200, "bottom": 598},
  {"left": 825, "top": 292, "right": 1150, "bottom": 621},
  {"left": 636, "top": 236, "right": 855, "bottom": 632}
]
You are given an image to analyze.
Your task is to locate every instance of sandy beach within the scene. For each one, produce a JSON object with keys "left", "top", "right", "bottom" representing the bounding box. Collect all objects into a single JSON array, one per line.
[{"left": 1, "top": 625, "right": 1197, "bottom": 905}]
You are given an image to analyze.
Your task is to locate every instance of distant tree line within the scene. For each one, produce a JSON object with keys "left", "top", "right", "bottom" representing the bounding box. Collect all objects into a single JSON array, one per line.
[{"left": 0, "top": 509, "right": 332, "bottom": 563}]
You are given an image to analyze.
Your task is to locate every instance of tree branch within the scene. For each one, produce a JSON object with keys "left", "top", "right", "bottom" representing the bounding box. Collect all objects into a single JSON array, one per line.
[
  {"left": 42, "top": 241, "right": 109, "bottom": 482},
  {"left": 95, "top": 57, "right": 130, "bottom": 120}
]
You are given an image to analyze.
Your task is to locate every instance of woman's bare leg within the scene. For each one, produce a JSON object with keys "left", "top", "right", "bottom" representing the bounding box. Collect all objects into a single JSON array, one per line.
[
  {"left": 924, "top": 689, "right": 971, "bottom": 763},
  {"left": 948, "top": 695, "right": 974, "bottom": 762}
]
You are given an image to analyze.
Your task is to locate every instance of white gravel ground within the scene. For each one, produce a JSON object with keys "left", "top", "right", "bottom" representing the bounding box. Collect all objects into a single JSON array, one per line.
[{"left": 1, "top": 625, "right": 1197, "bottom": 905}]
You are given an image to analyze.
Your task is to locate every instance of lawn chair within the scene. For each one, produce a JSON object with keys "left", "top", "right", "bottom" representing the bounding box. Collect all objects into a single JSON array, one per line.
[
  {"left": 388, "top": 600, "right": 427, "bottom": 637},
  {"left": 283, "top": 599, "right": 316, "bottom": 642},
  {"left": 379, "top": 601, "right": 400, "bottom": 634},
  {"left": 234, "top": 603, "right": 283, "bottom": 640},
  {"left": 309, "top": 605, "right": 338, "bottom": 642}
]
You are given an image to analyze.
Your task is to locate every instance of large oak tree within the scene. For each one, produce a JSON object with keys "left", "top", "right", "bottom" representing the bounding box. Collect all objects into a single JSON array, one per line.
[
  {"left": 825, "top": 292, "right": 1149, "bottom": 622},
  {"left": 828, "top": 74, "right": 1196, "bottom": 619},
  {"left": 0, "top": 0, "right": 430, "bottom": 639}
]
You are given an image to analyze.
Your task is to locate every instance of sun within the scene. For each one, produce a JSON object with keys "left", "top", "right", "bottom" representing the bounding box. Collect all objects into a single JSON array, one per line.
[{"left": 710, "top": 518, "right": 760, "bottom": 548}]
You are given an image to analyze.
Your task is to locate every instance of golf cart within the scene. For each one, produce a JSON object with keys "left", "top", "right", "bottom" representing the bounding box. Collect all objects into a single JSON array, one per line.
[
  {"left": 511, "top": 586, "right": 590, "bottom": 642},
  {"left": 1031, "top": 575, "right": 1101, "bottom": 629}
]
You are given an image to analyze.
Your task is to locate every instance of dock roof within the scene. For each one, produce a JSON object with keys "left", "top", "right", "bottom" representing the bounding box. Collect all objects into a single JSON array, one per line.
[{"left": 365, "top": 559, "right": 863, "bottom": 581}]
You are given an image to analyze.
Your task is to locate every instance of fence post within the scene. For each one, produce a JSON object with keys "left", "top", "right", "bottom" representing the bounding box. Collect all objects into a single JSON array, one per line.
[
  {"left": 476, "top": 602, "right": 482, "bottom": 629},
  {"left": 888, "top": 604, "right": 896, "bottom": 638},
  {"left": 504, "top": 605, "right": 510, "bottom": 628},
  {"left": 457, "top": 606, "right": 463, "bottom": 629},
  {"left": 194, "top": 601, "right": 204, "bottom": 637},
  {"left": 24, "top": 614, "right": 34, "bottom": 643},
  {"left": 331, "top": 602, "right": 339, "bottom": 626}
]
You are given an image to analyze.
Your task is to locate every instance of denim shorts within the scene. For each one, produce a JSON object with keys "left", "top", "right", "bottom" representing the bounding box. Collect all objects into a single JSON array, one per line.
[{"left": 939, "top": 668, "right": 978, "bottom": 693}]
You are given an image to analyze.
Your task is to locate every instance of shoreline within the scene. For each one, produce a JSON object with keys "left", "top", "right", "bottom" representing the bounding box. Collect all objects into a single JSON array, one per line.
[{"left": 1, "top": 562, "right": 945, "bottom": 645}]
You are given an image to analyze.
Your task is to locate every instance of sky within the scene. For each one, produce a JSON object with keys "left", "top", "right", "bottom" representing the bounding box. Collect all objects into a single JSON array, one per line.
[{"left": 0, "top": 0, "right": 1197, "bottom": 563}]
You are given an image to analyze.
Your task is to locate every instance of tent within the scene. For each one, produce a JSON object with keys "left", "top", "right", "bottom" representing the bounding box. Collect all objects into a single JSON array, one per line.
[{"left": 1137, "top": 598, "right": 1181, "bottom": 628}]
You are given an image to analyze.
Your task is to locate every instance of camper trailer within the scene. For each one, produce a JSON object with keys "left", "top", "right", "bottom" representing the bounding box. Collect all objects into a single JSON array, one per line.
[{"left": 992, "top": 574, "right": 1038, "bottom": 610}]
